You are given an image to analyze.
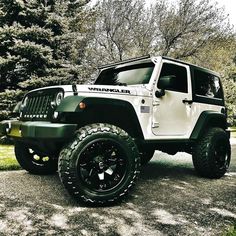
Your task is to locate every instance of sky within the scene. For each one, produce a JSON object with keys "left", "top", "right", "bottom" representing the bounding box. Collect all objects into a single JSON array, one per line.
[
  {"left": 90, "top": 0, "right": 236, "bottom": 30},
  {"left": 213, "top": 0, "right": 236, "bottom": 30},
  {"left": 146, "top": 0, "right": 236, "bottom": 30}
]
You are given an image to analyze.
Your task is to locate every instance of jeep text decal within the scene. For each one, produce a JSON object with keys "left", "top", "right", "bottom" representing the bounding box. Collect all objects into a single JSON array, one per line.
[{"left": 88, "top": 87, "right": 131, "bottom": 94}]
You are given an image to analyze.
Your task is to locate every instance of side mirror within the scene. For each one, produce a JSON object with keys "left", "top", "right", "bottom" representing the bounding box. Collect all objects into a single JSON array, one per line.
[{"left": 155, "top": 75, "right": 176, "bottom": 98}]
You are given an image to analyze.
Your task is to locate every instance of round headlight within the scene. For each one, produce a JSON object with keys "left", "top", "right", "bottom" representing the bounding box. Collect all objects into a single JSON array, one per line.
[
  {"left": 55, "top": 92, "right": 64, "bottom": 106},
  {"left": 22, "top": 96, "right": 29, "bottom": 107}
]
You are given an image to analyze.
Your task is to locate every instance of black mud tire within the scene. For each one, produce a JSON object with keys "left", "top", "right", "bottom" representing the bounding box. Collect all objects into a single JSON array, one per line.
[
  {"left": 15, "top": 142, "right": 58, "bottom": 175},
  {"left": 139, "top": 149, "right": 155, "bottom": 165},
  {"left": 192, "top": 127, "right": 231, "bottom": 178},
  {"left": 58, "top": 123, "right": 140, "bottom": 205}
]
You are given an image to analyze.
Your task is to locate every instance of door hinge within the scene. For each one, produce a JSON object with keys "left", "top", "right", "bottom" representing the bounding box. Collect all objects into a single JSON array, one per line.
[
  {"left": 152, "top": 122, "right": 159, "bottom": 128},
  {"left": 153, "top": 101, "right": 160, "bottom": 106}
]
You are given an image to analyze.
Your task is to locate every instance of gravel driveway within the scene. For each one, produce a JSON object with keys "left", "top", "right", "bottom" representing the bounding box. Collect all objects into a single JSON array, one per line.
[{"left": 0, "top": 144, "right": 235, "bottom": 235}]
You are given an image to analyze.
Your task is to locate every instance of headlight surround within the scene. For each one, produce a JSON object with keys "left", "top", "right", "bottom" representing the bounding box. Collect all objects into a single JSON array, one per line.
[
  {"left": 21, "top": 96, "right": 29, "bottom": 108},
  {"left": 55, "top": 91, "right": 64, "bottom": 106}
]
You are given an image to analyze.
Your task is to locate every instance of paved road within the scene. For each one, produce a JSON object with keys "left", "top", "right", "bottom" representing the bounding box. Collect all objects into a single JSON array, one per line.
[{"left": 0, "top": 145, "right": 235, "bottom": 235}]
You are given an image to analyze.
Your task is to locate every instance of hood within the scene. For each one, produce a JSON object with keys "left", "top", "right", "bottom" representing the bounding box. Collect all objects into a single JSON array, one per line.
[
  {"left": 76, "top": 84, "right": 136, "bottom": 95},
  {"left": 27, "top": 84, "right": 152, "bottom": 97},
  {"left": 75, "top": 84, "right": 152, "bottom": 97}
]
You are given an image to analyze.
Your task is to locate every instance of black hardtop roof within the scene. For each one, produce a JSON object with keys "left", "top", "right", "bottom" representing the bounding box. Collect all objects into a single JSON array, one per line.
[
  {"left": 99, "top": 55, "right": 153, "bottom": 70},
  {"left": 99, "top": 55, "right": 219, "bottom": 76},
  {"left": 162, "top": 56, "right": 219, "bottom": 76}
]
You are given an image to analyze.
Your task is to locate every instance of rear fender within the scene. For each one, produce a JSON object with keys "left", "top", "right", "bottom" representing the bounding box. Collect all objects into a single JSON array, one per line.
[{"left": 190, "top": 111, "right": 227, "bottom": 140}]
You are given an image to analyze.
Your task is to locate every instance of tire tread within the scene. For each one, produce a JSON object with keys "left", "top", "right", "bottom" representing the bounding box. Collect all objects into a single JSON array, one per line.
[
  {"left": 58, "top": 123, "right": 140, "bottom": 205},
  {"left": 192, "top": 127, "right": 230, "bottom": 178}
]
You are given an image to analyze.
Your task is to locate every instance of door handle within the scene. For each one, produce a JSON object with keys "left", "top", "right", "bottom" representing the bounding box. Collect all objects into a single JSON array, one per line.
[{"left": 182, "top": 99, "right": 193, "bottom": 104}]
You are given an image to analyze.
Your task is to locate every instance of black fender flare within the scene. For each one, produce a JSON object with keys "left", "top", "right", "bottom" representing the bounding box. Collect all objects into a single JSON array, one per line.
[
  {"left": 56, "top": 96, "right": 86, "bottom": 112},
  {"left": 56, "top": 96, "right": 144, "bottom": 139},
  {"left": 190, "top": 111, "right": 227, "bottom": 140}
]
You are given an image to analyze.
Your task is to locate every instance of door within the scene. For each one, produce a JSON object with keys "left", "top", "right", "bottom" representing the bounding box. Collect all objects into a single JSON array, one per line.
[{"left": 152, "top": 61, "right": 193, "bottom": 137}]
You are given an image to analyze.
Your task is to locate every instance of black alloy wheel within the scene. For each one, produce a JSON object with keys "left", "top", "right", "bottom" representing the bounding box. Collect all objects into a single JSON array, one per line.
[
  {"left": 59, "top": 123, "right": 140, "bottom": 205},
  {"left": 214, "top": 139, "right": 230, "bottom": 170},
  {"left": 192, "top": 127, "right": 231, "bottom": 178},
  {"left": 15, "top": 142, "right": 58, "bottom": 175},
  {"left": 78, "top": 139, "right": 128, "bottom": 192}
]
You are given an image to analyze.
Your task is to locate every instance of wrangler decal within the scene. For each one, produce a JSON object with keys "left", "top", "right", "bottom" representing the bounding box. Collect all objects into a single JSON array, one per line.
[{"left": 88, "top": 87, "right": 131, "bottom": 94}]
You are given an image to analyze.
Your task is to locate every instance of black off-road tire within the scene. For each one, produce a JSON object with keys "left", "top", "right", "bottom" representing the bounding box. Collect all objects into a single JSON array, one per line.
[
  {"left": 192, "top": 127, "right": 231, "bottom": 178},
  {"left": 58, "top": 123, "right": 140, "bottom": 205},
  {"left": 139, "top": 149, "right": 155, "bottom": 165},
  {"left": 15, "top": 142, "right": 58, "bottom": 175}
]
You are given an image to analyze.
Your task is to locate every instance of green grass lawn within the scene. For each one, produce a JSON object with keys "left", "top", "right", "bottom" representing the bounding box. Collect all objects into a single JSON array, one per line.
[
  {"left": 231, "top": 129, "right": 236, "bottom": 138},
  {"left": 0, "top": 145, "right": 21, "bottom": 170}
]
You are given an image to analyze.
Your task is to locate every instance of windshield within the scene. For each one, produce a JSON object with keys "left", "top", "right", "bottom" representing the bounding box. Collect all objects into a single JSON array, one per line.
[{"left": 95, "top": 63, "right": 154, "bottom": 86}]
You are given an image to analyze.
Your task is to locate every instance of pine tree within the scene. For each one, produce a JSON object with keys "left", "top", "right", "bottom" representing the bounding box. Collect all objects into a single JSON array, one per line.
[{"left": 0, "top": 0, "right": 90, "bottom": 120}]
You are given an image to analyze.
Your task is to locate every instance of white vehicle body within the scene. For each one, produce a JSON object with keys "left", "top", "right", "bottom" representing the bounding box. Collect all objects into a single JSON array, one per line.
[
  {"left": 50, "top": 56, "right": 223, "bottom": 141},
  {"left": 2, "top": 55, "right": 227, "bottom": 147},
  {"left": 0, "top": 55, "right": 230, "bottom": 205}
]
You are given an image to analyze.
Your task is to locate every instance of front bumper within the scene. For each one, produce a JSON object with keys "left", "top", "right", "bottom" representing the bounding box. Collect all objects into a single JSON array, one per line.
[{"left": 0, "top": 120, "right": 77, "bottom": 139}]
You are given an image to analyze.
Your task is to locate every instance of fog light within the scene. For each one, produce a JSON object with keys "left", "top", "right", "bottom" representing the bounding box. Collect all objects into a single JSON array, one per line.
[{"left": 53, "top": 112, "right": 59, "bottom": 119}]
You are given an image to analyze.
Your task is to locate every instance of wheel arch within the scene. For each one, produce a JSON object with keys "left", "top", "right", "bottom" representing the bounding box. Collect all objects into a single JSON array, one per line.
[
  {"left": 56, "top": 96, "right": 144, "bottom": 139},
  {"left": 190, "top": 111, "right": 228, "bottom": 140},
  {"left": 58, "top": 123, "right": 141, "bottom": 204}
]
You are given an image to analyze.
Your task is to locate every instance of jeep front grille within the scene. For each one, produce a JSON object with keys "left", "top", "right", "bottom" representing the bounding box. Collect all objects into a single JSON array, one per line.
[{"left": 21, "top": 88, "right": 63, "bottom": 121}]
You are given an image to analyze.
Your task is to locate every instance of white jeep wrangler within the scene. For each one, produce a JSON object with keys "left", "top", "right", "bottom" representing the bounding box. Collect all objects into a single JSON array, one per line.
[{"left": 0, "top": 55, "right": 231, "bottom": 205}]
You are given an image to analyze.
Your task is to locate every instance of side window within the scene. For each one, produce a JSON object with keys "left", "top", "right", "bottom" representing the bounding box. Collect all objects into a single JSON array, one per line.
[
  {"left": 194, "top": 69, "right": 223, "bottom": 99},
  {"left": 158, "top": 63, "right": 188, "bottom": 93}
]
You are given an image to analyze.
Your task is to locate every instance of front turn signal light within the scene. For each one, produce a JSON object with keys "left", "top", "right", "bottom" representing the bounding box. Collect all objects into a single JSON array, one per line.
[{"left": 79, "top": 102, "right": 86, "bottom": 109}]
